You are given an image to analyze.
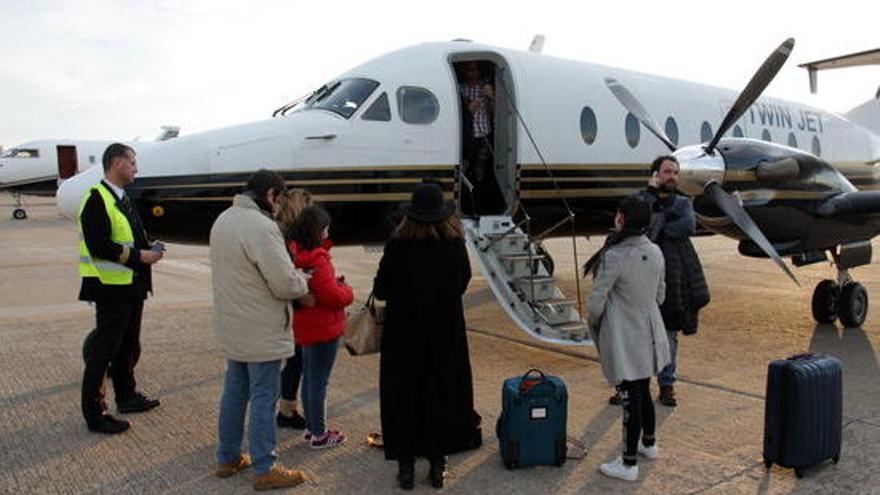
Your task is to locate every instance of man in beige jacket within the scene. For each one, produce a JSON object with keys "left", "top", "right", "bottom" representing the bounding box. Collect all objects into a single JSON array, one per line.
[{"left": 210, "top": 170, "right": 311, "bottom": 491}]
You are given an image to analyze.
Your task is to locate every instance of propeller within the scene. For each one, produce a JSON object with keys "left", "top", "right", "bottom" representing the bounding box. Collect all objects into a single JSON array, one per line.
[
  {"left": 706, "top": 38, "right": 794, "bottom": 153},
  {"left": 604, "top": 39, "right": 800, "bottom": 285}
]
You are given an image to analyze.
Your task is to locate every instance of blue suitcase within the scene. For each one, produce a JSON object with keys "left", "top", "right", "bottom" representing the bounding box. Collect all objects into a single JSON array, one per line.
[
  {"left": 496, "top": 369, "right": 567, "bottom": 469},
  {"left": 763, "top": 353, "right": 842, "bottom": 478}
]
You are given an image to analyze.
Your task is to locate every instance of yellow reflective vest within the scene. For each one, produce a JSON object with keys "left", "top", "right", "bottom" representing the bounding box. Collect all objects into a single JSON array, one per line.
[{"left": 78, "top": 184, "right": 135, "bottom": 285}]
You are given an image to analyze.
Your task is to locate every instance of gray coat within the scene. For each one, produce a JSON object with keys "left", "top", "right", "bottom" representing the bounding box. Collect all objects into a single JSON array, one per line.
[{"left": 586, "top": 235, "right": 671, "bottom": 385}]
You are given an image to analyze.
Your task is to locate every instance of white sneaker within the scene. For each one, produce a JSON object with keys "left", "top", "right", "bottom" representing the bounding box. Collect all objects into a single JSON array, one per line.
[
  {"left": 638, "top": 442, "right": 660, "bottom": 460},
  {"left": 599, "top": 456, "right": 638, "bottom": 481}
]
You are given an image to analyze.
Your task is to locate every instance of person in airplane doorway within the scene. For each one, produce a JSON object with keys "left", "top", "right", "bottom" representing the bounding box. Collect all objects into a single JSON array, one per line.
[
  {"left": 608, "top": 156, "right": 710, "bottom": 407},
  {"left": 374, "top": 183, "right": 482, "bottom": 490},
  {"left": 275, "top": 189, "right": 316, "bottom": 431},
  {"left": 584, "top": 195, "right": 671, "bottom": 482},
  {"left": 78, "top": 143, "right": 163, "bottom": 435},
  {"left": 210, "top": 170, "right": 312, "bottom": 490},
  {"left": 459, "top": 61, "right": 502, "bottom": 215},
  {"left": 288, "top": 205, "right": 354, "bottom": 449}
]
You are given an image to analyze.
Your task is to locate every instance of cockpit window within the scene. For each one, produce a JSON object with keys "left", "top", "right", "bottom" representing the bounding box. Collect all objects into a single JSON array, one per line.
[
  {"left": 1, "top": 148, "right": 39, "bottom": 158},
  {"left": 397, "top": 86, "right": 439, "bottom": 125},
  {"left": 301, "top": 78, "right": 379, "bottom": 119},
  {"left": 362, "top": 92, "right": 391, "bottom": 121}
]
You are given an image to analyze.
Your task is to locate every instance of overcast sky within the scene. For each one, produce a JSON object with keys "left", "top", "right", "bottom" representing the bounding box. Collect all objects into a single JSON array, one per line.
[{"left": 1, "top": 0, "right": 878, "bottom": 147}]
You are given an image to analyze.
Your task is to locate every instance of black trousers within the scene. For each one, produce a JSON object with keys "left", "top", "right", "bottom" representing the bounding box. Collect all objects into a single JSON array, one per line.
[
  {"left": 280, "top": 344, "right": 303, "bottom": 401},
  {"left": 618, "top": 378, "right": 656, "bottom": 466},
  {"left": 81, "top": 299, "right": 144, "bottom": 420},
  {"left": 463, "top": 136, "right": 502, "bottom": 215}
]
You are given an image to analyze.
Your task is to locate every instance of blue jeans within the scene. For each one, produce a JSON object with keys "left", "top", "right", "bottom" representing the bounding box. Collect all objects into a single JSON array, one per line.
[
  {"left": 302, "top": 338, "right": 340, "bottom": 436},
  {"left": 280, "top": 345, "right": 303, "bottom": 401},
  {"left": 217, "top": 359, "right": 281, "bottom": 475},
  {"left": 658, "top": 330, "right": 678, "bottom": 386}
]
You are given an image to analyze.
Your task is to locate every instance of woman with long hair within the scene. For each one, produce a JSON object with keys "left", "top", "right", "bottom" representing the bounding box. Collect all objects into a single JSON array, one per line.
[
  {"left": 585, "top": 195, "right": 671, "bottom": 482},
  {"left": 373, "top": 183, "right": 481, "bottom": 490},
  {"left": 275, "top": 189, "right": 314, "bottom": 430}
]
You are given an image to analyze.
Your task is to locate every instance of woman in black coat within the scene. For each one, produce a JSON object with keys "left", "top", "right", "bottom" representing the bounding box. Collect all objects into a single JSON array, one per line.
[{"left": 373, "top": 183, "right": 481, "bottom": 490}]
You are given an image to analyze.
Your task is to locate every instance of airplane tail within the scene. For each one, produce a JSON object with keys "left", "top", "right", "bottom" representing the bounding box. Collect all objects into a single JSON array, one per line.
[{"left": 846, "top": 97, "right": 880, "bottom": 137}]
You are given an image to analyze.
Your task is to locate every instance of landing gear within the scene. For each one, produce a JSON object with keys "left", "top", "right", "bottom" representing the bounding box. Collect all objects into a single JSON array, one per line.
[
  {"left": 11, "top": 191, "right": 27, "bottom": 220},
  {"left": 810, "top": 264, "right": 869, "bottom": 328}
]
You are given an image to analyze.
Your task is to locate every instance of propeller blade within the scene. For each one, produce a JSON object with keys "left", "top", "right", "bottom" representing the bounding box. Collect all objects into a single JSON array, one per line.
[
  {"left": 706, "top": 38, "right": 795, "bottom": 153},
  {"left": 704, "top": 181, "right": 800, "bottom": 286},
  {"left": 605, "top": 78, "right": 677, "bottom": 152}
]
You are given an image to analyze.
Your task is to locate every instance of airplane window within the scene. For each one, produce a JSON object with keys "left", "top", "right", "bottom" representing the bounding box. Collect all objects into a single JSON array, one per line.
[
  {"left": 787, "top": 133, "right": 798, "bottom": 148},
  {"left": 733, "top": 125, "right": 744, "bottom": 138},
  {"left": 89, "top": 155, "right": 96, "bottom": 164},
  {"left": 665, "top": 117, "right": 679, "bottom": 147},
  {"left": 0, "top": 148, "right": 39, "bottom": 158},
  {"left": 762, "top": 129, "right": 772, "bottom": 142},
  {"left": 302, "top": 78, "right": 379, "bottom": 119},
  {"left": 625, "top": 113, "right": 640, "bottom": 148},
  {"left": 362, "top": 93, "right": 391, "bottom": 121},
  {"left": 812, "top": 136, "right": 822, "bottom": 156},
  {"left": 397, "top": 87, "right": 439, "bottom": 125},
  {"left": 580, "top": 106, "right": 597, "bottom": 145},
  {"left": 700, "top": 122, "right": 713, "bottom": 143}
]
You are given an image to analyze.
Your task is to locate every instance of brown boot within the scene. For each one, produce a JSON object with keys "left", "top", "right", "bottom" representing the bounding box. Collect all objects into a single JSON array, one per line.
[
  {"left": 253, "top": 465, "right": 308, "bottom": 491},
  {"left": 658, "top": 385, "right": 677, "bottom": 407},
  {"left": 215, "top": 453, "right": 251, "bottom": 478}
]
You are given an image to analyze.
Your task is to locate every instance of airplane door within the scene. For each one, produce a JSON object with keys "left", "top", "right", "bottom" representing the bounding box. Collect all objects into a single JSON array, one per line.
[{"left": 57, "top": 145, "right": 78, "bottom": 179}]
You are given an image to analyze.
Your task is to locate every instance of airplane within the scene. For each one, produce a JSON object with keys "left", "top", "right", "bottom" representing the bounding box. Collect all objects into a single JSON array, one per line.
[
  {"left": 0, "top": 126, "right": 179, "bottom": 220},
  {"left": 55, "top": 38, "right": 880, "bottom": 343}
]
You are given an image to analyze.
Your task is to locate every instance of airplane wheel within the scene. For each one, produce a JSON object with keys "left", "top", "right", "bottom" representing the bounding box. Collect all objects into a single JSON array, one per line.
[
  {"left": 811, "top": 279, "right": 838, "bottom": 324},
  {"left": 838, "top": 282, "right": 868, "bottom": 328},
  {"left": 12, "top": 208, "right": 27, "bottom": 220}
]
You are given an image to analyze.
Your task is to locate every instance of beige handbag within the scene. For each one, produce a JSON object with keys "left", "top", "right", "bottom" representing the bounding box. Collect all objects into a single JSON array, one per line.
[{"left": 344, "top": 292, "right": 384, "bottom": 356}]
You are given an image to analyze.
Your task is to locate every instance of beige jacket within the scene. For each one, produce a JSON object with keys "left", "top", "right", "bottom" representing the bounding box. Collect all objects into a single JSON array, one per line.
[{"left": 210, "top": 194, "right": 309, "bottom": 362}]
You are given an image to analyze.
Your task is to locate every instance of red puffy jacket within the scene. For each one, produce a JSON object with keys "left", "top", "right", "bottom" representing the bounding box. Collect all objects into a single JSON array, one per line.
[{"left": 289, "top": 240, "right": 354, "bottom": 346}]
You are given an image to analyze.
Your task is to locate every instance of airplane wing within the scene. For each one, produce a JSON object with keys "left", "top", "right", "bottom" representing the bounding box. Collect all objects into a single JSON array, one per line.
[{"left": 799, "top": 48, "right": 880, "bottom": 93}]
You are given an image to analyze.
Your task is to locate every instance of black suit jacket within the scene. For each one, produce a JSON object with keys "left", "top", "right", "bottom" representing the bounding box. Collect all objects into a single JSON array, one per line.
[{"left": 78, "top": 180, "right": 153, "bottom": 302}]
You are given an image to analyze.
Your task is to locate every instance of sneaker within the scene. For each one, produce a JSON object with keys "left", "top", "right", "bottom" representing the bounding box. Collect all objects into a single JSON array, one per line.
[
  {"left": 86, "top": 413, "right": 130, "bottom": 434},
  {"left": 638, "top": 442, "right": 660, "bottom": 460},
  {"left": 658, "top": 385, "right": 677, "bottom": 407},
  {"left": 253, "top": 465, "right": 308, "bottom": 491},
  {"left": 599, "top": 456, "right": 638, "bottom": 482},
  {"left": 215, "top": 453, "right": 251, "bottom": 478},
  {"left": 277, "top": 411, "right": 306, "bottom": 429},
  {"left": 117, "top": 392, "right": 161, "bottom": 413},
  {"left": 302, "top": 430, "right": 312, "bottom": 442},
  {"left": 310, "top": 430, "right": 345, "bottom": 450}
]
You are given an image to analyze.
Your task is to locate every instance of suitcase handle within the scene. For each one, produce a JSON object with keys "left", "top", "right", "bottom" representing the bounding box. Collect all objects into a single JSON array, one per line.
[
  {"left": 519, "top": 369, "right": 546, "bottom": 394},
  {"left": 788, "top": 353, "right": 815, "bottom": 361}
]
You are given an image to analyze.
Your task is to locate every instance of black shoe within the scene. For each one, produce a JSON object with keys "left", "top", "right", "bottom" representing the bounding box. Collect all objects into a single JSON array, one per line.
[
  {"left": 429, "top": 457, "right": 446, "bottom": 489},
  {"left": 87, "top": 413, "right": 130, "bottom": 434},
  {"left": 397, "top": 459, "right": 415, "bottom": 490},
  {"left": 117, "top": 392, "right": 160, "bottom": 413},
  {"left": 608, "top": 392, "right": 622, "bottom": 406},
  {"left": 276, "top": 411, "right": 306, "bottom": 429}
]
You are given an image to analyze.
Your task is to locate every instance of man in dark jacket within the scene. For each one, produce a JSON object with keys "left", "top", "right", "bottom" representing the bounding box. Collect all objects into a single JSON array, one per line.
[
  {"left": 79, "top": 143, "right": 163, "bottom": 434},
  {"left": 641, "top": 155, "right": 710, "bottom": 406}
]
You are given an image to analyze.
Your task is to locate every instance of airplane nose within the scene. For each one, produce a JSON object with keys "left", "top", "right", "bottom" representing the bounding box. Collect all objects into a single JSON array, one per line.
[{"left": 57, "top": 166, "right": 102, "bottom": 219}]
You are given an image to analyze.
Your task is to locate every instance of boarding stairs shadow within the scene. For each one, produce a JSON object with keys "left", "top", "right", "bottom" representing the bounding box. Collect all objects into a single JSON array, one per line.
[{"left": 462, "top": 216, "right": 592, "bottom": 346}]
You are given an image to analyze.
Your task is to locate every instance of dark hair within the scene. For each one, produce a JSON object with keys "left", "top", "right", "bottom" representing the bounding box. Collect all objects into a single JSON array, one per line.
[
  {"left": 102, "top": 143, "right": 134, "bottom": 172},
  {"left": 290, "top": 206, "right": 331, "bottom": 250},
  {"left": 392, "top": 215, "right": 464, "bottom": 240},
  {"left": 650, "top": 155, "right": 679, "bottom": 173},
  {"left": 245, "top": 169, "right": 287, "bottom": 212},
  {"left": 582, "top": 195, "right": 651, "bottom": 277}
]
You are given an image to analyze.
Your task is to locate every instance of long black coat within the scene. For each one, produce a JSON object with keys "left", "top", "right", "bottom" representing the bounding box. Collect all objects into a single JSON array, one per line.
[{"left": 373, "top": 237, "right": 481, "bottom": 460}]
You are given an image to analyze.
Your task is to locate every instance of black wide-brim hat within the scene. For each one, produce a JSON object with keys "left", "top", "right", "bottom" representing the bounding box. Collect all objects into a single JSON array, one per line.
[{"left": 402, "top": 183, "right": 456, "bottom": 223}]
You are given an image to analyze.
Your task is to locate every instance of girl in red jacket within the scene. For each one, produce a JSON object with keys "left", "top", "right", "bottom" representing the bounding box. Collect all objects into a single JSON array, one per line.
[{"left": 289, "top": 206, "right": 354, "bottom": 449}]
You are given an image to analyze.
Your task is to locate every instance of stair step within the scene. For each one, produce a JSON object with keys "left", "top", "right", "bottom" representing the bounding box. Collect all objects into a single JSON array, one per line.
[
  {"left": 534, "top": 298, "right": 577, "bottom": 325},
  {"left": 487, "top": 233, "right": 530, "bottom": 255},
  {"left": 552, "top": 321, "right": 590, "bottom": 342},
  {"left": 514, "top": 276, "right": 557, "bottom": 302},
  {"left": 500, "top": 254, "right": 546, "bottom": 278}
]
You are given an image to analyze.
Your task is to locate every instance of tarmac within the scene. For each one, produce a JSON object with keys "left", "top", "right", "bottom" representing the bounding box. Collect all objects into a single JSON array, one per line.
[{"left": 1, "top": 193, "right": 879, "bottom": 494}]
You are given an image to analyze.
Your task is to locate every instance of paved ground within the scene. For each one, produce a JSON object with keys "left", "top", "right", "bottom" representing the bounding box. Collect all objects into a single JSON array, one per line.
[{"left": 1, "top": 193, "right": 879, "bottom": 494}]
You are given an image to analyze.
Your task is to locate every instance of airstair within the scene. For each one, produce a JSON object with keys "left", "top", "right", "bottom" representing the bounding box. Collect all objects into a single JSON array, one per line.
[{"left": 463, "top": 216, "right": 592, "bottom": 346}]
